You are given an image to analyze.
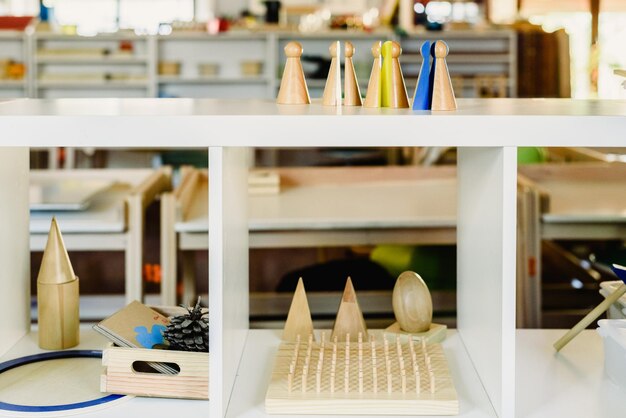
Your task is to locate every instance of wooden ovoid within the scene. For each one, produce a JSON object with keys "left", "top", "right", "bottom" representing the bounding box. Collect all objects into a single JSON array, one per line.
[
  {"left": 277, "top": 41, "right": 311, "bottom": 105},
  {"left": 331, "top": 277, "right": 368, "bottom": 342},
  {"left": 392, "top": 271, "right": 433, "bottom": 333},
  {"left": 283, "top": 278, "right": 315, "bottom": 342},
  {"left": 37, "top": 217, "right": 79, "bottom": 350}
]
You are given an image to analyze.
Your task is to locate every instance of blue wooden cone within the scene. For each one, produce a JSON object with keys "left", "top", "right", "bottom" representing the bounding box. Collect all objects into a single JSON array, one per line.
[{"left": 412, "top": 41, "right": 432, "bottom": 111}]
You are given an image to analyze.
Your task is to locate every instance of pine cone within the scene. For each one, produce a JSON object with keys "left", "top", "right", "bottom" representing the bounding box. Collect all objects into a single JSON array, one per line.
[{"left": 163, "top": 297, "right": 209, "bottom": 352}]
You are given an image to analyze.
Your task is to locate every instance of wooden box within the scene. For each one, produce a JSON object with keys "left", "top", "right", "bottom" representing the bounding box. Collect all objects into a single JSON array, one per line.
[{"left": 100, "top": 306, "right": 209, "bottom": 400}]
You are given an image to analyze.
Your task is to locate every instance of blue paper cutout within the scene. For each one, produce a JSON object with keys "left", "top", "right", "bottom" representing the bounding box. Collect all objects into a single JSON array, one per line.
[{"left": 134, "top": 324, "right": 166, "bottom": 348}]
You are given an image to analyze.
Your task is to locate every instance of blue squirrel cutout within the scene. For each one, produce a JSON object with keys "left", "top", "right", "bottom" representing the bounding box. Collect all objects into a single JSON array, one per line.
[{"left": 134, "top": 324, "right": 166, "bottom": 348}]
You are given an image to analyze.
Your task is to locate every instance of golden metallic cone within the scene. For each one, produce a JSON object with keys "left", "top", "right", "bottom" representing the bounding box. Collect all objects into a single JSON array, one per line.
[
  {"left": 37, "top": 217, "right": 76, "bottom": 285},
  {"left": 37, "top": 217, "right": 79, "bottom": 349}
]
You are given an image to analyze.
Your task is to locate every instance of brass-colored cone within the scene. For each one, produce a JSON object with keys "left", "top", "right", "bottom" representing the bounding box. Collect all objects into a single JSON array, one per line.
[{"left": 37, "top": 217, "right": 76, "bottom": 284}]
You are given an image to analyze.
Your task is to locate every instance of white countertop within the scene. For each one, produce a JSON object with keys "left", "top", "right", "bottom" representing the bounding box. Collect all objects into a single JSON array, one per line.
[
  {"left": 0, "top": 99, "right": 624, "bottom": 147},
  {"left": 516, "top": 329, "right": 625, "bottom": 418}
]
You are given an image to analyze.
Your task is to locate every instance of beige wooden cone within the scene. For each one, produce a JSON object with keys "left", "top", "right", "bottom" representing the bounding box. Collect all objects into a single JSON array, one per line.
[
  {"left": 283, "top": 278, "right": 315, "bottom": 342},
  {"left": 37, "top": 217, "right": 79, "bottom": 349},
  {"left": 331, "top": 277, "right": 368, "bottom": 342}
]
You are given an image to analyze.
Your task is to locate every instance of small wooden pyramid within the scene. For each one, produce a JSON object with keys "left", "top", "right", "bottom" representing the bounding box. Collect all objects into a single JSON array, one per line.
[
  {"left": 331, "top": 277, "right": 368, "bottom": 342},
  {"left": 283, "top": 278, "right": 315, "bottom": 342},
  {"left": 37, "top": 217, "right": 80, "bottom": 349}
]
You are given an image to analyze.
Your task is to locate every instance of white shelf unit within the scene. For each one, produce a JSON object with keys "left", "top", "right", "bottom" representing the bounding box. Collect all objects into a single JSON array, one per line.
[
  {"left": 1, "top": 98, "right": 623, "bottom": 418},
  {"left": 32, "top": 33, "right": 155, "bottom": 98},
  {"left": 9, "top": 29, "right": 517, "bottom": 99},
  {"left": 156, "top": 33, "right": 276, "bottom": 99},
  {"left": 0, "top": 31, "right": 29, "bottom": 98}
]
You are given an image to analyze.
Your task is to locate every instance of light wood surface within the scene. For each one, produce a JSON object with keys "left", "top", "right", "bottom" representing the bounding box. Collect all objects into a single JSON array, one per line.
[
  {"left": 385, "top": 323, "right": 448, "bottom": 344},
  {"left": 392, "top": 272, "right": 433, "bottom": 333},
  {"left": 322, "top": 41, "right": 341, "bottom": 107},
  {"left": 277, "top": 42, "right": 310, "bottom": 105},
  {"left": 265, "top": 331, "right": 458, "bottom": 415},
  {"left": 101, "top": 346, "right": 209, "bottom": 399},
  {"left": 343, "top": 41, "right": 362, "bottom": 107},
  {"left": 283, "top": 278, "right": 315, "bottom": 342},
  {"left": 331, "top": 278, "right": 369, "bottom": 342},
  {"left": 431, "top": 41, "right": 457, "bottom": 111},
  {"left": 37, "top": 218, "right": 79, "bottom": 349},
  {"left": 381, "top": 41, "right": 409, "bottom": 109},
  {"left": 363, "top": 41, "right": 382, "bottom": 108}
]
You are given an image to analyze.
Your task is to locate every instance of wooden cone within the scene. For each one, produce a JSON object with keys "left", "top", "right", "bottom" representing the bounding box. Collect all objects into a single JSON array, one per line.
[
  {"left": 344, "top": 41, "right": 362, "bottom": 106},
  {"left": 431, "top": 40, "right": 457, "bottom": 111},
  {"left": 37, "top": 217, "right": 79, "bottom": 349},
  {"left": 322, "top": 41, "right": 341, "bottom": 106},
  {"left": 363, "top": 41, "right": 382, "bottom": 108},
  {"left": 277, "top": 41, "right": 311, "bottom": 105},
  {"left": 283, "top": 278, "right": 315, "bottom": 341},
  {"left": 381, "top": 41, "right": 409, "bottom": 108},
  {"left": 331, "top": 277, "right": 368, "bottom": 342}
]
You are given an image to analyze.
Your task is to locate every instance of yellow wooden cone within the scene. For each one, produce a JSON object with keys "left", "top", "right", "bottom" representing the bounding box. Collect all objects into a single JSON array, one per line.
[
  {"left": 331, "top": 277, "right": 368, "bottom": 342},
  {"left": 37, "top": 217, "right": 79, "bottom": 349},
  {"left": 283, "top": 278, "right": 315, "bottom": 342}
]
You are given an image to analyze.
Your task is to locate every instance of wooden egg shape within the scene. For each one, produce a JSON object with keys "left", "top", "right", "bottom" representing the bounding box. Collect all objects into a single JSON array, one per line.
[{"left": 392, "top": 271, "right": 432, "bottom": 333}]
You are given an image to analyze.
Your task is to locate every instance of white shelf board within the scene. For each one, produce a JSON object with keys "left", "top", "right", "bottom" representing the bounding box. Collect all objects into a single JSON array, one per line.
[
  {"left": 0, "top": 80, "right": 26, "bottom": 88},
  {"left": 157, "top": 76, "right": 268, "bottom": 85},
  {"left": 226, "top": 329, "right": 496, "bottom": 418},
  {"left": 0, "top": 98, "right": 624, "bottom": 147},
  {"left": 36, "top": 80, "right": 149, "bottom": 89},
  {"left": 36, "top": 55, "right": 149, "bottom": 64},
  {"left": 0, "top": 327, "right": 209, "bottom": 418},
  {"left": 516, "top": 329, "right": 626, "bottom": 418}
]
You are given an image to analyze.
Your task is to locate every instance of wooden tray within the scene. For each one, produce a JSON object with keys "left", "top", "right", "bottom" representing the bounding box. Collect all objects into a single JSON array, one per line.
[{"left": 100, "top": 306, "right": 209, "bottom": 400}]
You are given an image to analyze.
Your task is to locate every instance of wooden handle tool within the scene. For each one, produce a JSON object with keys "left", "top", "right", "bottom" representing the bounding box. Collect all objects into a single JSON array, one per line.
[{"left": 554, "top": 264, "right": 626, "bottom": 352}]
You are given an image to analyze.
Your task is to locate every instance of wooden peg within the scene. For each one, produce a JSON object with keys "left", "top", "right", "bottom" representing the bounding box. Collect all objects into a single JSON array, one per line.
[
  {"left": 322, "top": 41, "right": 342, "bottom": 106},
  {"left": 277, "top": 42, "right": 311, "bottom": 105},
  {"left": 344, "top": 337, "right": 350, "bottom": 394},
  {"left": 430, "top": 40, "right": 457, "bottom": 111},
  {"left": 331, "top": 338, "right": 337, "bottom": 393},
  {"left": 344, "top": 41, "right": 362, "bottom": 106},
  {"left": 364, "top": 41, "right": 382, "bottom": 108},
  {"left": 37, "top": 217, "right": 79, "bottom": 350},
  {"left": 429, "top": 370, "right": 436, "bottom": 394},
  {"left": 331, "top": 277, "right": 368, "bottom": 342},
  {"left": 381, "top": 41, "right": 409, "bottom": 108},
  {"left": 412, "top": 41, "right": 432, "bottom": 110},
  {"left": 283, "top": 278, "right": 315, "bottom": 342}
]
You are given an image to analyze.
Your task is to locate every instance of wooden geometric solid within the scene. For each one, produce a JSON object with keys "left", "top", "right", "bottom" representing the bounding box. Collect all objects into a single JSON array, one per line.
[
  {"left": 283, "top": 278, "right": 315, "bottom": 342},
  {"left": 37, "top": 217, "right": 80, "bottom": 350},
  {"left": 322, "top": 41, "right": 341, "bottom": 106},
  {"left": 277, "top": 41, "right": 311, "bottom": 105},
  {"left": 430, "top": 40, "right": 457, "bottom": 111},
  {"left": 331, "top": 277, "right": 368, "bottom": 342},
  {"left": 363, "top": 41, "right": 382, "bottom": 108}
]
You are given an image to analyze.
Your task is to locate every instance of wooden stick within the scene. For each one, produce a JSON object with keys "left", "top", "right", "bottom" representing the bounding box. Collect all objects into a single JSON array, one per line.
[
  {"left": 430, "top": 370, "right": 435, "bottom": 394},
  {"left": 554, "top": 283, "right": 626, "bottom": 351},
  {"left": 371, "top": 336, "right": 377, "bottom": 393},
  {"left": 331, "top": 336, "right": 337, "bottom": 393},
  {"left": 345, "top": 334, "right": 350, "bottom": 393},
  {"left": 384, "top": 338, "right": 392, "bottom": 393}
]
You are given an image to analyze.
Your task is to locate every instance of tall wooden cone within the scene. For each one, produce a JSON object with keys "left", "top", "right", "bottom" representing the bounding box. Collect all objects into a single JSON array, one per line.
[
  {"left": 331, "top": 277, "right": 368, "bottom": 342},
  {"left": 37, "top": 217, "right": 79, "bottom": 349},
  {"left": 283, "top": 278, "right": 315, "bottom": 341}
]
